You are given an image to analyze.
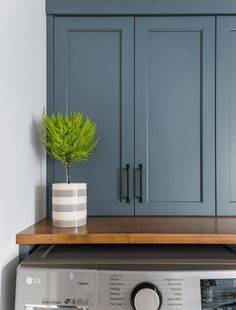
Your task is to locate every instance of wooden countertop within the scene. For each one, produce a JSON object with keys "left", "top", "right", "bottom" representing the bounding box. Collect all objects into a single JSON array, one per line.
[{"left": 15, "top": 216, "right": 236, "bottom": 245}]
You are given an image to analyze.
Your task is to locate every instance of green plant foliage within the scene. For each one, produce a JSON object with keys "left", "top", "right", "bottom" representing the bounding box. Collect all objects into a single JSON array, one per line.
[{"left": 40, "top": 110, "right": 99, "bottom": 166}]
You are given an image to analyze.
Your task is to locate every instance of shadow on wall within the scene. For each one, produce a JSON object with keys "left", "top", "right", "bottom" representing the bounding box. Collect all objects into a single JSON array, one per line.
[
  {"left": 31, "top": 115, "right": 46, "bottom": 222},
  {"left": 1, "top": 257, "right": 19, "bottom": 310},
  {"left": 35, "top": 184, "right": 46, "bottom": 221},
  {"left": 31, "top": 115, "right": 44, "bottom": 163}
]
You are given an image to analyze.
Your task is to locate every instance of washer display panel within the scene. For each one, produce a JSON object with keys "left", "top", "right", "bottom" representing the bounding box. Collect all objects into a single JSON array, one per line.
[{"left": 201, "top": 278, "right": 236, "bottom": 310}]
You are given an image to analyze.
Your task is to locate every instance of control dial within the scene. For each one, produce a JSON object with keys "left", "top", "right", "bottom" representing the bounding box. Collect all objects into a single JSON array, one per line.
[{"left": 131, "top": 282, "right": 162, "bottom": 310}]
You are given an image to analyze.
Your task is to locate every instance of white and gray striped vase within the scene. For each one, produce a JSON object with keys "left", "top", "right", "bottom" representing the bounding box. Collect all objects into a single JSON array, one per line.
[{"left": 52, "top": 183, "right": 87, "bottom": 228}]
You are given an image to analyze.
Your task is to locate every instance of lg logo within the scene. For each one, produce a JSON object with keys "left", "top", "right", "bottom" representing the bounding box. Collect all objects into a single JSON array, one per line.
[{"left": 26, "top": 277, "right": 41, "bottom": 285}]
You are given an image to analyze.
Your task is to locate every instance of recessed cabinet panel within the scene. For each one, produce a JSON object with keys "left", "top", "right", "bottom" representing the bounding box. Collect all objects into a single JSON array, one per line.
[
  {"left": 135, "top": 17, "right": 215, "bottom": 215},
  {"left": 148, "top": 31, "right": 201, "bottom": 202},
  {"left": 53, "top": 17, "right": 134, "bottom": 215},
  {"left": 217, "top": 17, "right": 236, "bottom": 215}
]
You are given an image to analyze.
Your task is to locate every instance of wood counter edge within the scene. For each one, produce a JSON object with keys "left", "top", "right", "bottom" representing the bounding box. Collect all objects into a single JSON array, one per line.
[{"left": 16, "top": 233, "right": 236, "bottom": 245}]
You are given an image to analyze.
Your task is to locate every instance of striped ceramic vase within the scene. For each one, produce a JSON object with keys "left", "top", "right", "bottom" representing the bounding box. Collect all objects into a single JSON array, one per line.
[{"left": 52, "top": 183, "right": 87, "bottom": 227}]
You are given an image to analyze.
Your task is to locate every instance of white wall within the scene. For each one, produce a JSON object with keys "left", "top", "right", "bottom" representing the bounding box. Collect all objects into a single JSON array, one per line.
[{"left": 0, "top": 0, "right": 46, "bottom": 309}]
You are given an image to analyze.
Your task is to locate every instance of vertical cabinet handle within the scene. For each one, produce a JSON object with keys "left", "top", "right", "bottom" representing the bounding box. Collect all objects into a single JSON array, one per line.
[
  {"left": 138, "top": 164, "right": 143, "bottom": 203},
  {"left": 125, "top": 164, "right": 130, "bottom": 203}
]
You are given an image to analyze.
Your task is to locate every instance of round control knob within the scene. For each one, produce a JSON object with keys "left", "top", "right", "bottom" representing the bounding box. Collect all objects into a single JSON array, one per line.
[{"left": 131, "top": 282, "right": 162, "bottom": 310}]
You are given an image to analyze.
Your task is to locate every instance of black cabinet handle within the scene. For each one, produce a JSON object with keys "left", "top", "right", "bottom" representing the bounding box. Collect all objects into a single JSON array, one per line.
[
  {"left": 138, "top": 164, "right": 143, "bottom": 203},
  {"left": 125, "top": 164, "right": 130, "bottom": 203}
]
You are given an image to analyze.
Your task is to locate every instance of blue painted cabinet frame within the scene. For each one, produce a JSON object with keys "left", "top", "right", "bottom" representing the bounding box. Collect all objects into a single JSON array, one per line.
[{"left": 46, "top": 0, "right": 236, "bottom": 15}]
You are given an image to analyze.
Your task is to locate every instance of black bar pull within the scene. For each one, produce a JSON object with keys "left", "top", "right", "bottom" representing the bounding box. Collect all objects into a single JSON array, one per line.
[
  {"left": 138, "top": 164, "right": 143, "bottom": 203},
  {"left": 125, "top": 164, "right": 130, "bottom": 203}
]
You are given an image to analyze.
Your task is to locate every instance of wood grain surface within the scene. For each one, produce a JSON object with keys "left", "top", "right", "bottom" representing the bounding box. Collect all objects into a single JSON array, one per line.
[{"left": 16, "top": 217, "right": 236, "bottom": 245}]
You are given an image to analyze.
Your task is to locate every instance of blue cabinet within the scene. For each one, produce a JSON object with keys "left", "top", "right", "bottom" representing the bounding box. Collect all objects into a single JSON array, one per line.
[
  {"left": 135, "top": 17, "right": 215, "bottom": 215},
  {"left": 49, "top": 15, "right": 216, "bottom": 216},
  {"left": 217, "top": 17, "right": 236, "bottom": 215},
  {"left": 53, "top": 17, "right": 134, "bottom": 215}
]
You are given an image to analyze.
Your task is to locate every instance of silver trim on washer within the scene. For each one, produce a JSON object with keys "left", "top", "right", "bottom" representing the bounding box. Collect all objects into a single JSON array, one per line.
[{"left": 25, "top": 305, "right": 88, "bottom": 310}]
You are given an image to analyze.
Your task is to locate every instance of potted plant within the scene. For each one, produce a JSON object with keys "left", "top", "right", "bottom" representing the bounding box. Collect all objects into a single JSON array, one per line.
[{"left": 40, "top": 110, "right": 99, "bottom": 228}]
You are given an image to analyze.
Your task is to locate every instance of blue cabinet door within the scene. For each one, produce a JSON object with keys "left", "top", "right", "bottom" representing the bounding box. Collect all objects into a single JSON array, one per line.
[
  {"left": 53, "top": 17, "right": 134, "bottom": 215},
  {"left": 135, "top": 17, "right": 215, "bottom": 215},
  {"left": 217, "top": 17, "right": 236, "bottom": 215}
]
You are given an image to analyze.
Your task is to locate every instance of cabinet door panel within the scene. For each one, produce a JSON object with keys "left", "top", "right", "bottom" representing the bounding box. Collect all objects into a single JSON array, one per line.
[
  {"left": 53, "top": 17, "right": 134, "bottom": 215},
  {"left": 217, "top": 17, "right": 236, "bottom": 215},
  {"left": 135, "top": 17, "right": 215, "bottom": 215}
]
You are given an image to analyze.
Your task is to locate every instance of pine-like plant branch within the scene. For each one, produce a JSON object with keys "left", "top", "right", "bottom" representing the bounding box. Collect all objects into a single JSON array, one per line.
[{"left": 40, "top": 109, "right": 99, "bottom": 183}]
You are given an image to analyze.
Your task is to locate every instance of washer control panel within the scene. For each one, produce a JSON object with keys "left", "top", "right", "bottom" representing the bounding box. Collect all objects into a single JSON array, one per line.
[{"left": 98, "top": 270, "right": 236, "bottom": 310}]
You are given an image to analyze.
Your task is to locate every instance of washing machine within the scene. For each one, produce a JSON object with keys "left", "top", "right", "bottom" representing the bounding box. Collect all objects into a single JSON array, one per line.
[{"left": 15, "top": 244, "right": 236, "bottom": 310}]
